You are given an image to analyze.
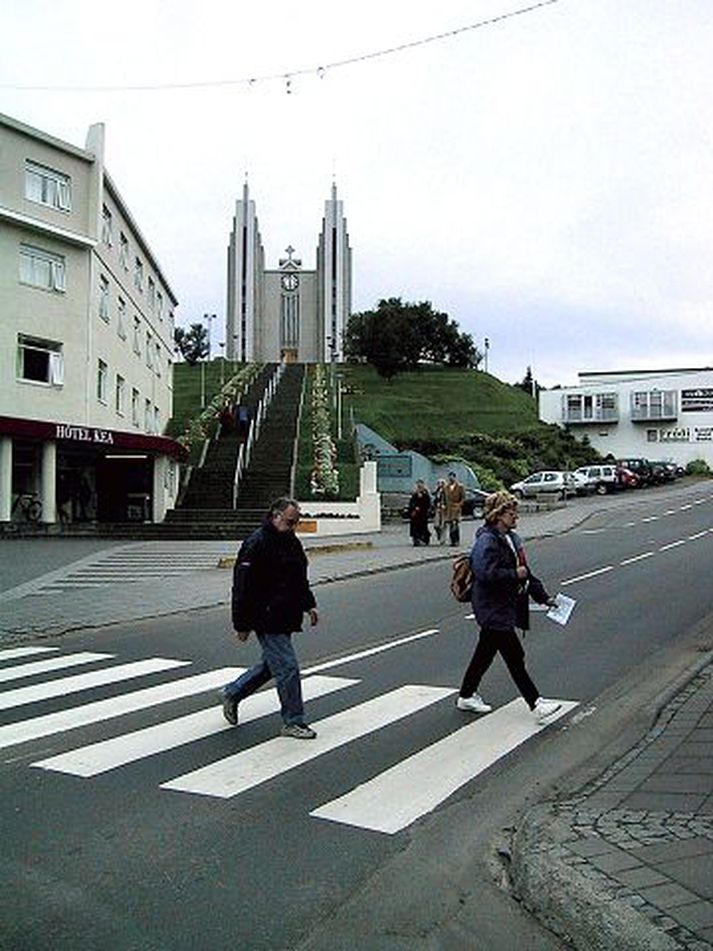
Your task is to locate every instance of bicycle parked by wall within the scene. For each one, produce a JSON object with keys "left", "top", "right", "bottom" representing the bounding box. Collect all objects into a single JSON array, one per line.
[{"left": 11, "top": 493, "right": 42, "bottom": 522}]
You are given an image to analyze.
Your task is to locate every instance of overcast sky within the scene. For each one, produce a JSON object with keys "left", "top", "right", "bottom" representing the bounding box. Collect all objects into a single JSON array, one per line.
[{"left": 2, "top": 0, "right": 711, "bottom": 387}]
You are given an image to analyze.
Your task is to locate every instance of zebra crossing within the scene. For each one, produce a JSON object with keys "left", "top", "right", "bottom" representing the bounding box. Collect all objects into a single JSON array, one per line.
[
  {"left": 0, "top": 542, "right": 233, "bottom": 600},
  {"left": 0, "top": 639, "right": 577, "bottom": 835}
]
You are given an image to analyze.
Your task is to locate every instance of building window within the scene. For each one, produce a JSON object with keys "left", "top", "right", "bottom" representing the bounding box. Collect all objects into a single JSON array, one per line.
[
  {"left": 148, "top": 276, "right": 156, "bottom": 309},
  {"left": 131, "top": 388, "right": 140, "bottom": 426},
  {"left": 154, "top": 406, "right": 161, "bottom": 434},
  {"left": 132, "top": 317, "right": 142, "bottom": 356},
  {"left": 17, "top": 334, "right": 64, "bottom": 386},
  {"left": 117, "top": 297, "right": 127, "bottom": 339},
  {"left": 563, "top": 392, "right": 618, "bottom": 423},
  {"left": 146, "top": 331, "right": 153, "bottom": 368},
  {"left": 631, "top": 390, "right": 677, "bottom": 421},
  {"left": 144, "top": 398, "right": 152, "bottom": 432},
  {"left": 120, "top": 232, "right": 129, "bottom": 270},
  {"left": 99, "top": 275, "right": 110, "bottom": 322},
  {"left": 97, "top": 359, "right": 108, "bottom": 403},
  {"left": 134, "top": 257, "right": 144, "bottom": 292},
  {"left": 102, "top": 205, "right": 113, "bottom": 246},
  {"left": 157, "top": 291, "right": 164, "bottom": 320},
  {"left": 116, "top": 375, "right": 126, "bottom": 416},
  {"left": 155, "top": 343, "right": 161, "bottom": 377},
  {"left": 19, "top": 244, "right": 66, "bottom": 292},
  {"left": 25, "top": 160, "right": 71, "bottom": 211}
]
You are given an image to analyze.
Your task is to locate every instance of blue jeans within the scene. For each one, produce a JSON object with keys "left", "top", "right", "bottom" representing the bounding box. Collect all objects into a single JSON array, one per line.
[{"left": 224, "top": 633, "right": 306, "bottom": 726}]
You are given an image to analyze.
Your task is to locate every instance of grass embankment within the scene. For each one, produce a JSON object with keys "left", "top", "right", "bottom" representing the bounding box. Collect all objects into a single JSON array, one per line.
[{"left": 165, "top": 360, "right": 233, "bottom": 438}]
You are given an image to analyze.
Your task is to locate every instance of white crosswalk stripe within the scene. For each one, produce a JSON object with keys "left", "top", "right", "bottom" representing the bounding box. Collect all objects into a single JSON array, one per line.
[
  {"left": 0, "top": 640, "right": 579, "bottom": 835},
  {"left": 161, "top": 685, "right": 457, "bottom": 799},
  {"left": 0, "top": 666, "right": 244, "bottom": 750},
  {"left": 0, "top": 646, "right": 59, "bottom": 662},
  {"left": 311, "top": 698, "right": 579, "bottom": 834},
  {"left": 0, "top": 657, "right": 190, "bottom": 711},
  {"left": 0, "top": 651, "right": 113, "bottom": 684},
  {"left": 32, "top": 675, "right": 358, "bottom": 777}
]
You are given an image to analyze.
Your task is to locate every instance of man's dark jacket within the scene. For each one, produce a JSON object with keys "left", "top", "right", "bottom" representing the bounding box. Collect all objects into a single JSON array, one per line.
[
  {"left": 470, "top": 524, "right": 550, "bottom": 631},
  {"left": 231, "top": 520, "right": 316, "bottom": 635}
]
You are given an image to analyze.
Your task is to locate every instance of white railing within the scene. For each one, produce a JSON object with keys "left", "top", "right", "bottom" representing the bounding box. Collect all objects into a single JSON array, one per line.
[{"left": 232, "top": 363, "right": 285, "bottom": 508}]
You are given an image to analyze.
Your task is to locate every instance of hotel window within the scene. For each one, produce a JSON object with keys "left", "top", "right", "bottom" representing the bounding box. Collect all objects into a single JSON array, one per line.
[
  {"left": 99, "top": 274, "right": 110, "bottom": 322},
  {"left": 25, "top": 160, "right": 71, "bottom": 211},
  {"left": 157, "top": 291, "right": 164, "bottom": 320},
  {"left": 146, "top": 331, "right": 153, "bottom": 368},
  {"left": 154, "top": 406, "right": 161, "bottom": 434},
  {"left": 115, "top": 375, "right": 126, "bottom": 416},
  {"left": 148, "top": 276, "right": 156, "bottom": 309},
  {"left": 102, "top": 205, "right": 113, "bottom": 246},
  {"left": 97, "top": 359, "right": 108, "bottom": 403},
  {"left": 17, "top": 334, "right": 64, "bottom": 386},
  {"left": 117, "top": 297, "right": 127, "bottom": 339},
  {"left": 155, "top": 343, "right": 162, "bottom": 377},
  {"left": 120, "top": 232, "right": 129, "bottom": 270},
  {"left": 19, "top": 244, "right": 66, "bottom": 292},
  {"left": 134, "top": 257, "right": 144, "bottom": 292},
  {"left": 132, "top": 317, "right": 141, "bottom": 356},
  {"left": 144, "top": 398, "right": 152, "bottom": 432},
  {"left": 131, "top": 388, "right": 140, "bottom": 426}
]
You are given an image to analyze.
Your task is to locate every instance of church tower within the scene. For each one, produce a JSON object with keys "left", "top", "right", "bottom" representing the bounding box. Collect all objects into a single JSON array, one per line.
[{"left": 225, "top": 183, "right": 352, "bottom": 364}]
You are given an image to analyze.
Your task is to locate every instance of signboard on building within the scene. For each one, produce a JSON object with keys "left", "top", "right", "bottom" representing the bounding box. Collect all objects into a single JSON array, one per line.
[{"left": 681, "top": 388, "right": 713, "bottom": 413}]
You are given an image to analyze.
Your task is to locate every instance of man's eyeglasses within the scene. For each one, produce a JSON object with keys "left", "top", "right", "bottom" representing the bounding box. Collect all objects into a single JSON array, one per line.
[{"left": 281, "top": 514, "right": 300, "bottom": 527}]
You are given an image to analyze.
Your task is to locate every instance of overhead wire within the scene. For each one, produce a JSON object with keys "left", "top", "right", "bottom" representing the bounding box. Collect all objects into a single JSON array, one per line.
[{"left": 0, "top": 0, "right": 561, "bottom": 93}]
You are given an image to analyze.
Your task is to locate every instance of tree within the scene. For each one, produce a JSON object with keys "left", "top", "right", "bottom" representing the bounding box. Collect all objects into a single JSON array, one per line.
[
  {"left": 345, "top": 298, "right": 482, "bottom": 379},
  {"left": 515, "top": 366, "right": 541, "bottom": 399},
  {"left": 174, "top": 323, "right": 209, "bottom": 365}
]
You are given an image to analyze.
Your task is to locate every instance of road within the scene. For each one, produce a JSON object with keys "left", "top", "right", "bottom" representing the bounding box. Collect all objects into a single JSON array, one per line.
[{"left": 1, "top": 485, "right": 712, "bottom": 950}]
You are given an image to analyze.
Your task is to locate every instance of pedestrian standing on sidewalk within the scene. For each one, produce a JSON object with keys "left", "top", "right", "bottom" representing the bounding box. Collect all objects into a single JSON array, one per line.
[
  {"left": 407, "top": 479, "right": 431, "bottom": 546},
  {"left": 457, "top": 491, "right": 562, "bottom": 723},
  {"left": 432, "top": 478, "right": 447, "bottom": 544},
  {"left": 220, "top": 497, "right": 319, "bottom": 739},
  {"left": 444, "top": 471, "right": 465, "bottom": 546}
]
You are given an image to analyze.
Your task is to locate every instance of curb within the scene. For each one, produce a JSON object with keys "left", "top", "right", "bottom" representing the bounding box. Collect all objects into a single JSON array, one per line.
[{"left": 215, "top": 540, "right": 375, "bottom": 570}]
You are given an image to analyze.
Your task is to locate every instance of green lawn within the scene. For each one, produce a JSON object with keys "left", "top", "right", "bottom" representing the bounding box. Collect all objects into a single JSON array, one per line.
[
  {"left": 166, "top": 360, "right": 236, "bottom": 437},
  {"left": 339, "top": 364, "right": 540, "bottom": 446}
]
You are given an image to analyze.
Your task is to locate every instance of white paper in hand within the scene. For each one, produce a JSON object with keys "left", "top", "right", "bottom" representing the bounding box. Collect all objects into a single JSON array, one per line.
[{"left": 547, "top": 593, "right": 576, "bottom": 626}]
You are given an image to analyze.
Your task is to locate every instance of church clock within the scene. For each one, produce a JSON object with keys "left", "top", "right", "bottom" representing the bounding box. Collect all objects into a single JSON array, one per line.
[{"left": 281, "top": 272, "right": 299, "bottom": 292}]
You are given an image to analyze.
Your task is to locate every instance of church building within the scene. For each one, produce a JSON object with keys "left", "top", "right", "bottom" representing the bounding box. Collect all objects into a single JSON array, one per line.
[{"left": 226, "top": 182, "right": 352, "bottom": 364}]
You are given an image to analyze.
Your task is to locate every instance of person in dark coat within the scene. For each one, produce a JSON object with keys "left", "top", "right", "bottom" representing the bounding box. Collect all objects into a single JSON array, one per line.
[
  {"left": 407, "top": 480, "right": 431, "bottom": 546},
  {"left": 220, "top": 497, "right": 319, "bottom": 739},
  {"left": 456, "top": 491, "right": 562, "bottom": 723}
]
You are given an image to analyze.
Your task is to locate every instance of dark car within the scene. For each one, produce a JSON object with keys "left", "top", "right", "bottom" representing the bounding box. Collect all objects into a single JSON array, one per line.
[
  {"left": 461, "top": 487, "right": 490, "bottom": 518},
  {"left": 649, "top": 461, "right": 676, "bottom": 484}
]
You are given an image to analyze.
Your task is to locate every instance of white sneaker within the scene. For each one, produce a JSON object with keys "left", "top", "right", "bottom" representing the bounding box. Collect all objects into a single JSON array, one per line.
[
  {"left": 533, "top": 698, "right": 562, "bottom": 723},
  {"left": 456, "top": 694, "right": 492, "bottom": 714}
]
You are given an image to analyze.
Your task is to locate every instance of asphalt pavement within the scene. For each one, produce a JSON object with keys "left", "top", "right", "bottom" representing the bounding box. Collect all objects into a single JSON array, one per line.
[{"left": 1, "top": 486, "right": 711, "bottom": 950}]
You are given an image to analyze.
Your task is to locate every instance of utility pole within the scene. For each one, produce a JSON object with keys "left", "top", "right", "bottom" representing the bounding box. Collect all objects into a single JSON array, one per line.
[
  {"left": 484, "top": 337, "right": 490, "bottom": 374},
  {"left": 202, "top": 313, "right": 217, "bottom": 408}
]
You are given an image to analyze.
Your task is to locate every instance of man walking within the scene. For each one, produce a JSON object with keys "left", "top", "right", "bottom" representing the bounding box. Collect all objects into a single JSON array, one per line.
[
  {"left": 444, "top": 470, "right": 465, "bottom": 546},
  {"left": 220, "top": 497, "right": 319, "bottom": 739}
]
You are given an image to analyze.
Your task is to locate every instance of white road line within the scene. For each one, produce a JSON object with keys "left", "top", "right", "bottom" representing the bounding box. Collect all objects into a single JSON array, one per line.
[
  {"left": 620, "top": 552, "right": 654, "bottom": 566},
  {"left": 641, "top": 516, "right": 659, "bottom": 523},
  {"left": 688, "top": 531, "right": 709, "bottom": 540},
  {"left": 32, "top": 675, "right": 358, "bottom": 777},
  {"left": 302, "top": 629, "right": 439, "bottom": 676},
  {"left": 0, "top": 652, "right": 113, "bottom": 684},
  {"left": 0, "top": 647, "right": 58, "bottom": 662},
  {"left": 161, "top": 684, "right": 456, "bottom": 799},
  {"left": 0, "top": 667, "right": 245, "bottom": 751},
  {"left": 561, "top": 566, "right": 614, "bottom": 586},
  {"left": 680, "top": 504, "right": 693, "bottom": 511},
  {"left": 311, "top": 698, "right": 578, "bottom": 834},
  {"left": 660, "top": 540, "right": 686, "bottom": 552},
  {"left": 0, "top": 657, "right": 190, "bottom": 712}
]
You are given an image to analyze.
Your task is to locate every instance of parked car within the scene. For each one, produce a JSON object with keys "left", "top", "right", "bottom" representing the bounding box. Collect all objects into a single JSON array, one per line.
[
  {"left": 461, "top": 487, "right": 490, "bottom": 518},
  {"left": 509, "top": 470, "right": 577, "bottom": 500},
  {"left": 617, "top": 466, "right": 641, "bottom": 489},
  {"left": 573, "top": 464, "right": 621, "bottom": 495},
  {"left": 649, "top": 460, "right": 677, "bottom": 484},
  {"left": 616, "top": 457, "right": 654, "bottom": 486}
]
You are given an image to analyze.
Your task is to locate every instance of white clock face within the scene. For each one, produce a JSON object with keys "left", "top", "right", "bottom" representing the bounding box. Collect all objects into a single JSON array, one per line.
[{"left": 281, "top": 273, "right": 299, "bottom": 292}]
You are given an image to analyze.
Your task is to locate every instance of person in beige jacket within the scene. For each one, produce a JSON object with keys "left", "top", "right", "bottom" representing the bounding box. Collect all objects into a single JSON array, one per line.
[{"left": 444, "top": 471, "right": 465, "bottom": 546}]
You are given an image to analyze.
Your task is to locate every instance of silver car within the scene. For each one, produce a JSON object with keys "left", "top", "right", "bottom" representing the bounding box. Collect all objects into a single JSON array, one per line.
[{"left": 510, "top": 470, "right": 576, "bottom": 500}]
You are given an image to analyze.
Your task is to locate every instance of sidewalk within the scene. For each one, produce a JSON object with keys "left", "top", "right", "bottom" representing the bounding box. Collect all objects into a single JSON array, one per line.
[{"left": 1, "top": 492, "right": 711, "bottom": 949}]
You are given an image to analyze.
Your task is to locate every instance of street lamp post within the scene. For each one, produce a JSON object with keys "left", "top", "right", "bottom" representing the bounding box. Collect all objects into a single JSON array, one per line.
[
  {"left": 202, "top": 312, "right": 217, "bottom": 409},
  {"left": 484, "top": 337, "right": 490, "bottom": 374}
]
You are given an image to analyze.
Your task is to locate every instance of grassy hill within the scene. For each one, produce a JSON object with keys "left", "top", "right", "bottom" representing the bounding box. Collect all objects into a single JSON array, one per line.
[{"left": 339, "top": 364, "right": 540, "bottom": 444}]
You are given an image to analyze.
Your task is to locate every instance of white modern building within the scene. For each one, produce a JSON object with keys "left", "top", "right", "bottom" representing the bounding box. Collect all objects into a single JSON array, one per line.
[
  {"left": 226, "top": 181, "right": 352, "bottom": 364},
  {"left": 0, "top": 111, "right": 185, "bottom": 528},
  {"left": 539, "top": 367, "right": 713, "bottom": 468}
]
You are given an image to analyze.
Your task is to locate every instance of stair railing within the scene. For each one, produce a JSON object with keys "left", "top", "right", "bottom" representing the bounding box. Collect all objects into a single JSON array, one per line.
[
  {"left": 289, "top": 367, "right": 307, "bottom": 497},
  {"left": 232, "top": 363, "right": 285, "bottom": 508}
]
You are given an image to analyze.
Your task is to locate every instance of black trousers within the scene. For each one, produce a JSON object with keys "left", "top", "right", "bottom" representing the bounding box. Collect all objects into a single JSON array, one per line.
[{"left": 460, "top": 626, "right": 539, "bottom": 709}]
